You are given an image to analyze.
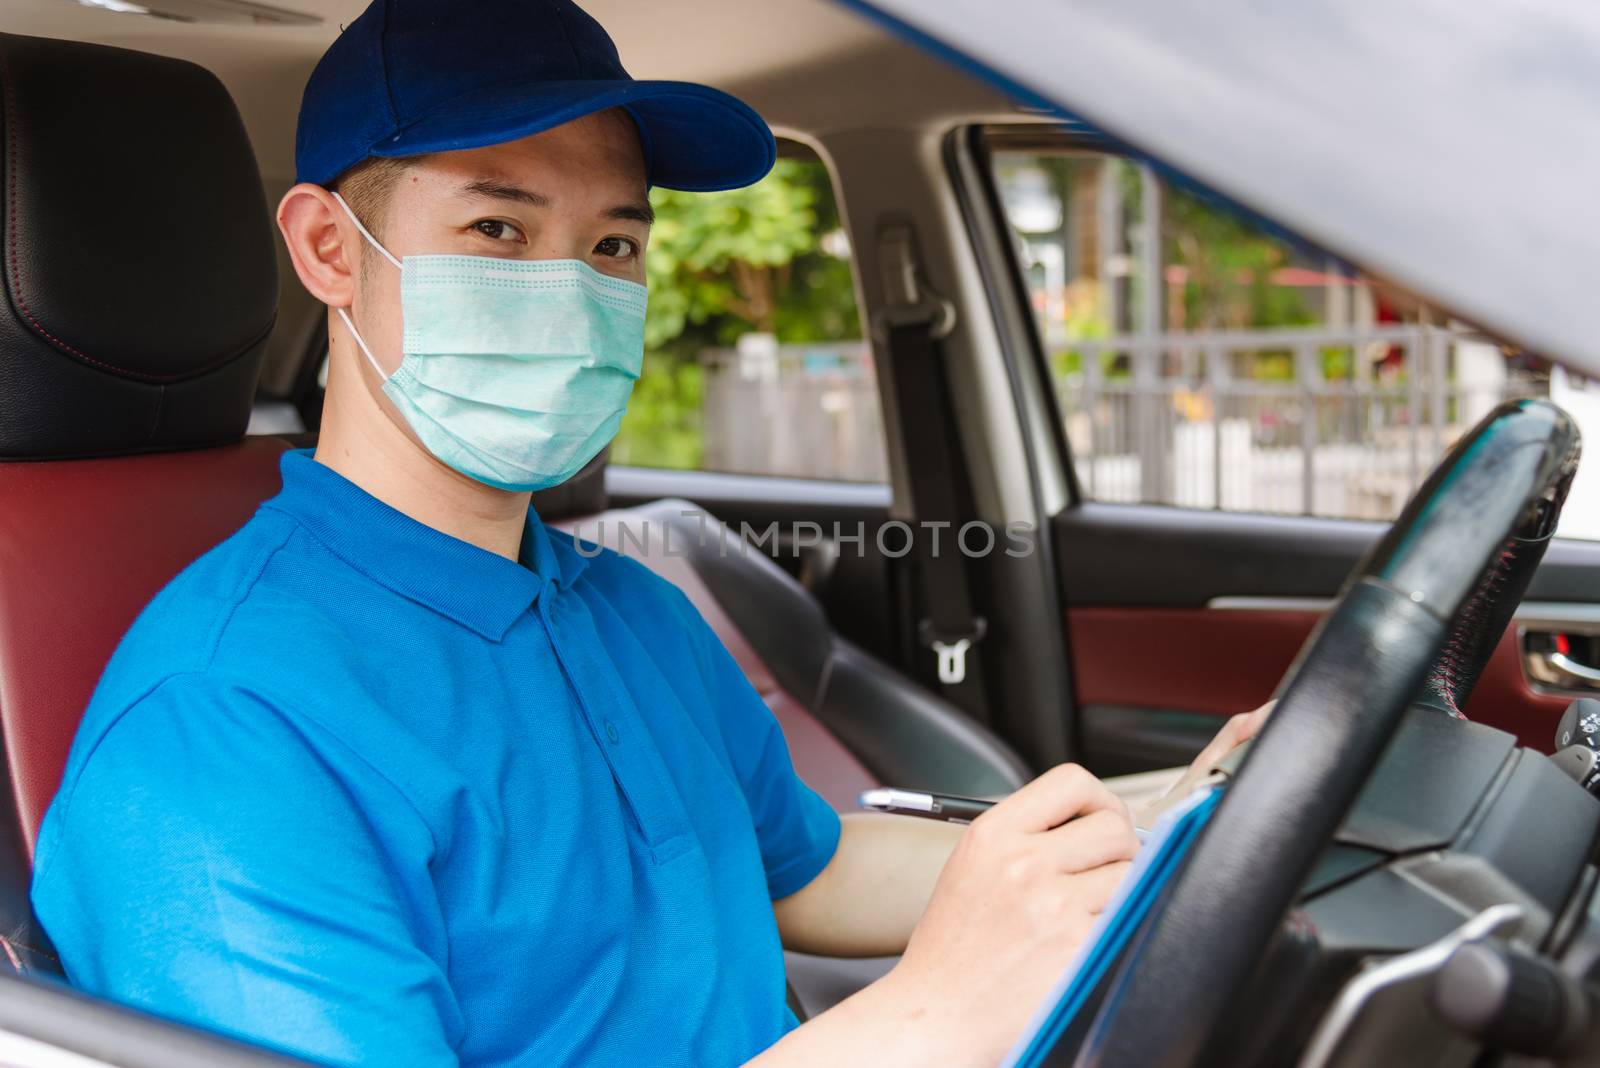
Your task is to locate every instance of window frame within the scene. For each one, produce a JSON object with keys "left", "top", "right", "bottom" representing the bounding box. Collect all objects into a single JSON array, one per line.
[{"left": 952, "top": 124, "right": 1101, "bottom": 513}]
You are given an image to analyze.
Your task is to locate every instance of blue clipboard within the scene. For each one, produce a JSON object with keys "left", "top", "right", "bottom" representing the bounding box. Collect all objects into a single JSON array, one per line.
[{"left": 1001, "top": 785, "right": 1223, "bottom": 1068}]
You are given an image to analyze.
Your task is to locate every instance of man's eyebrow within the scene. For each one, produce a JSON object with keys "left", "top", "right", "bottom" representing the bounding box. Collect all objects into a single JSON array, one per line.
[
  {"left": 458, "top": 179, "right": 551, "bottom": 207},
  {"left": 606, "top": 201, "right": 655, "bottom": 226},
  {"left": 458, "top": 180, "right": 653, "bottom": 226}
]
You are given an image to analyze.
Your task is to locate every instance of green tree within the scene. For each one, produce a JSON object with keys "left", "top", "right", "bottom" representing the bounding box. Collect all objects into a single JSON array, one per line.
[
  {"left": 1164, "top": 183, "right": 1314, "bottom": 336},
  {"left": 612, "top": 158, "right": 861, "bottom": 469},
  {"left": 1160, "top": 181, "right": 1318, "bottom": 381},
  {"left": 645, "top": 158, "right": 823, "bottom": 349}
]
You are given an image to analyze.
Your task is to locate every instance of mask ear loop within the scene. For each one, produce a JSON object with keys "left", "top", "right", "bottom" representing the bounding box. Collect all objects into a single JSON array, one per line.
[
  {"left": 330, "top": 190, "right": 402, "bottom": 269},
  {"left": 335, "top": 306, "right": 390, "bottom": 383},
  {"left": 329, "top": 190, "right": 402, "bottom": 382}
]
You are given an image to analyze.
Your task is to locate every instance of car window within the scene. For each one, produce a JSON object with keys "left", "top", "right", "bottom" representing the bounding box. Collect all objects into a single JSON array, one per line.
[
  {"left": 982, "top": 129, "right": 1600, "bottom": 540},
  {"left": 611, "top": 140, "right": 885, "bottom": 483}
]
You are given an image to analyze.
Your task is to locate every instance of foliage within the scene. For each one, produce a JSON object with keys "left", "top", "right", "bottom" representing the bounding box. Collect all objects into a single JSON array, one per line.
[
  {"left": 609, "top": 355, "right": 703, "bottom": 469},
  {"left": 642, "top": 158, "right": 858, "bottom": 349},
  {"left": 613, "top": 158, "right": 862, "bottom": 468},
  {"left": 1161, "top": 180, "right": 1316, "bottom": 334},
  {"left": 1049, "top": 278, "right": 1112, "bottom": 378},
  {"left": 1053, "top": 166, "right": 1321, "bottom": 383}
]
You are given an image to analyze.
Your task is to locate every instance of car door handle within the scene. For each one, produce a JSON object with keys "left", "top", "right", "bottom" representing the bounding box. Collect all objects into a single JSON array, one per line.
[
  {"left": 1536, "top": 650, "right": 1600, "bottom": 686},
  {"left": 1523, "top": 639, "right": 1600, "bottom": 692},
  {"left": 1517, "top": 608, "right": 1600, "bottom": 694}
]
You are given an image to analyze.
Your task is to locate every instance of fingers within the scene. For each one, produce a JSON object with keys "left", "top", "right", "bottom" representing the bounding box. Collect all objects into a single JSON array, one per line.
[
  {"left": 1191, "top": 702, "right": 1271, "bottom": 773},
  {"left": 981, "top": 763, "right": 1125, "bottom": 834},
  {"left": 1240, "top": 700, "right": 1275, "bottom": 740},
  {"left": 1045, "top": 808, "right": 1140, "bottom": 874},
  {"left": 1210, "top": 711, "right": 1253, "bottom": 754},
  {"left": 1074, "top": 860, "right": 1134, "bottom": 914}
]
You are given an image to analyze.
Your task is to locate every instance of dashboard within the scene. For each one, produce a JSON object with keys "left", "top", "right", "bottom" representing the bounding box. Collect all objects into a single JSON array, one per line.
[{"left": 1212, "top": 706, "right": 1600, "bottom": 1066}]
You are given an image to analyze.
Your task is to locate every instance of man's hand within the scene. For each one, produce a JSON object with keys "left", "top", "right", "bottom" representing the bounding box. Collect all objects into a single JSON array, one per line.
[
  {"left": 878, "top": 764, "right": 1139, "bottom": 1065},
  {"left": 1135, "top": 701, "right": 1273, "bottom": 829},
  {"left": 755, "top": 710, "right": 1273, "bottom": 1068},
  {"left": 757, "top": 767, "right": 1137, "bottom": 1066}
]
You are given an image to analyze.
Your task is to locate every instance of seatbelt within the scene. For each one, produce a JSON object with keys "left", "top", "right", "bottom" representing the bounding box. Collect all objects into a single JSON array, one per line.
[{"left": 873, "top": 219, "right": 992, "bottom": 724}]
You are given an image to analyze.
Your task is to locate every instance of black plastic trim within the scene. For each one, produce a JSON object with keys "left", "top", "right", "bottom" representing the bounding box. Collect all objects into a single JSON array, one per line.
[
  {"left": 605, "top": 465, "right": 890, "bottom": 513},
  {"left": 0, "top": 970, "right": 311, "bottom": 1066},
  {"left": 1079, "top": 705, "right": 1217, "bottom": 777},
  {"left": 956, "top": 126, "right": 1082, "bottom": 505},
  {"left": 1055, "top": 500, "right": 1600, "bottom": 608}
]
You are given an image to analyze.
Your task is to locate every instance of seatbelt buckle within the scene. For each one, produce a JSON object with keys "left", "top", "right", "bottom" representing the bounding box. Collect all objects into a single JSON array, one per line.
[{"left": 918, "top": 617, "right": 988, "bottom": 685}]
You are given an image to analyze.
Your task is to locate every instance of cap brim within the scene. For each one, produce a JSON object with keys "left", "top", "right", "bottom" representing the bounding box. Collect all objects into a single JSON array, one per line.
[{"left": 368, "top": 79, "right": 775, "bottom": 193}]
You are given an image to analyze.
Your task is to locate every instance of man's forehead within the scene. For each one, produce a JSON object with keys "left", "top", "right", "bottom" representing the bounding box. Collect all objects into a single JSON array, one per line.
[{"left": 408, "top": 113, "right": 647, "bottom": 200}]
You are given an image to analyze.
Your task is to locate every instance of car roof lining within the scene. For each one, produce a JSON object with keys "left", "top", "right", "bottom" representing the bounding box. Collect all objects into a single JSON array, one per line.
[{"left": 3, "top": 0, "right": 1025, "bottom": 185}]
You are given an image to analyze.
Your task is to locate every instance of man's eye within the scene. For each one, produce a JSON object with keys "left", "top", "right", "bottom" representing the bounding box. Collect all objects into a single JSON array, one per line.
[
  {"left": 474, "top": 219, "right": 526, "bottom": 243},
  {"left": 594, "top": 236, "right": 639, "bottom": 260}
]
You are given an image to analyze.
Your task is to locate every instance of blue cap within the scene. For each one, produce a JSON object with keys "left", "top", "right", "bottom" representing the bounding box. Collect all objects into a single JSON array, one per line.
[{"left": 295, "top": 0, "right": 776, "bottom": 192}]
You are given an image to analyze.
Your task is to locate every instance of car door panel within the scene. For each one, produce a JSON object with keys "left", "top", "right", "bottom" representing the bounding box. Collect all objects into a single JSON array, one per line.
[
  {"left": 1070, "top": 605, "right": 1315, "bottom": 717},
  {"left": 1058, "top": 503, "right": 1600, "bottom": 771}
]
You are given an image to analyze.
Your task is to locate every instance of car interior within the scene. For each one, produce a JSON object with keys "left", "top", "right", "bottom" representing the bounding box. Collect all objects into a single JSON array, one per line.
[{"left": 0, "top": 0, "right": 1597, "bottom": 1065}]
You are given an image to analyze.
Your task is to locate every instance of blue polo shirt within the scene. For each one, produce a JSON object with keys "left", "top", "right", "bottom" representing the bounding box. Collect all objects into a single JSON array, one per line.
[{"left": 30, "top": 450, "right": 841, "bottom": 1068}]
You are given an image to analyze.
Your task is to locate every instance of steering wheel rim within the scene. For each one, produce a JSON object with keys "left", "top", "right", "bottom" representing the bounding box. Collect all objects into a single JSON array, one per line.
[{"left": 1075, "top": 399, "right": 1580, "bottom": 1068}]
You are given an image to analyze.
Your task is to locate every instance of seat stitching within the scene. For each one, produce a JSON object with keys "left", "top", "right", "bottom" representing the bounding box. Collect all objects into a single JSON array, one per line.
[{"left": 1, "top": 55, "right": 274, "bottom": 384}]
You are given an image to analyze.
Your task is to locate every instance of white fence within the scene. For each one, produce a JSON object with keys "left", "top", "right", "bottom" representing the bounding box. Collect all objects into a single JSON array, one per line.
[
  {"left": 699, "top": 339, "right": 889, "bottom": 483},
  {"left": 1058, "top": 324, "right": 1540, "bottom": 521}
]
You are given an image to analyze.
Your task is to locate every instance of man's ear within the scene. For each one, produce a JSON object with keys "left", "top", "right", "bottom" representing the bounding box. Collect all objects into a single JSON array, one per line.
[{"left": 277, "top": 183, "right": 359, "bottom": 308}]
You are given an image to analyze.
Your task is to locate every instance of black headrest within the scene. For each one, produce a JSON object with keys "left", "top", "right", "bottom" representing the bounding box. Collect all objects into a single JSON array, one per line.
[{"left": 0, "top": 34, "right": 276, "bottom": 460}]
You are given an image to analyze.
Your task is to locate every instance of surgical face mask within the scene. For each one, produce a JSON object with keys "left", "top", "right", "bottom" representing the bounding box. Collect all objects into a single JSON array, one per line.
[{"left": 331, "top": 192, "right": 646, "bottom": 493}]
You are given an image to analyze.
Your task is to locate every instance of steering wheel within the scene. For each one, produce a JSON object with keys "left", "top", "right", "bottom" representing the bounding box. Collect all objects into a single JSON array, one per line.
[{"left": 1075, "top": 398, "right": 1581, "bottom": 1067}]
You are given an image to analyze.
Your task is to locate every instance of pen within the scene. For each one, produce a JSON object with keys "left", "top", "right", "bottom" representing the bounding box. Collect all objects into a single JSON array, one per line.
[
  {"left": 858, "top": 787, "right": 994, "bottom": 823},
  {"left": 860, "top": 786, "right": 1151, "bottom": 841}
]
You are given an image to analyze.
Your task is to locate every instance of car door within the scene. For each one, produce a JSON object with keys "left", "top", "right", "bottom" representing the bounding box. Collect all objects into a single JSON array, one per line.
[{"left": 955, "top": 125, "right": 1600, "bottom": 776}]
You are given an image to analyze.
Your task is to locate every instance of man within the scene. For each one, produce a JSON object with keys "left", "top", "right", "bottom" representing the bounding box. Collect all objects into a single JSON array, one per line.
[{"left": 30, "top": 2, "right": 1263, "bottom": 1066}]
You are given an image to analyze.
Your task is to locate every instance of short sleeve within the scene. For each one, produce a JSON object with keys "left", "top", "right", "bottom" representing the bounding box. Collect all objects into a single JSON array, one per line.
[
  {"left": 673, "top": 593, "right": 842, "bottom": 900},
  {"left": 30, "top": 675, "right": 461, "bottom": 1068}
]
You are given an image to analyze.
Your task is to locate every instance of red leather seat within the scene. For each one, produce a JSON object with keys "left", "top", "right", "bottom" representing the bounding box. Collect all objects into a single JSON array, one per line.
[
  {"left": 0, "top": 33, "right": 286, "bottom": 972},
  {"left": 0, "top": 441, "right": 291, "bottom": 860}
]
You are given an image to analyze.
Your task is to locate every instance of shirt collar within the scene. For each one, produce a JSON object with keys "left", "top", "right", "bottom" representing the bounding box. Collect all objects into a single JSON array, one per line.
[{"left": 263, "top": 450, "right": 587, "bottom": 641}]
